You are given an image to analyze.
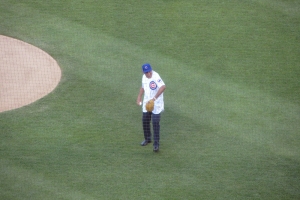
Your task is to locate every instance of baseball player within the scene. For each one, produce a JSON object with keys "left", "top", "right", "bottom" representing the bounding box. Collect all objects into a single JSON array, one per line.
[{"left": 136, "top": 63, "right": 166, "bottom": 152}]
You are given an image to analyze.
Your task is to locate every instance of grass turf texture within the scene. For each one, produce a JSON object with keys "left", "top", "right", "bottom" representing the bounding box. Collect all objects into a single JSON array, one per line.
[{"left": 1, "top": 0, "right": 300, "bottom": 199}]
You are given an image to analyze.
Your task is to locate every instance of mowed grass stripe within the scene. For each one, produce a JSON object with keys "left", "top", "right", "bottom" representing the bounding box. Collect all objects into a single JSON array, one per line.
[
  {"left": 0, "top": 160, "right": 97, "bottom": 200},
  {"left": 164, "top": 60, "right": 300, "bottom": 156}
]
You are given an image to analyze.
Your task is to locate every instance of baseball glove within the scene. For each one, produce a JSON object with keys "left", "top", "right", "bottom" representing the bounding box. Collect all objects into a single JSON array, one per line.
[{"left": 146, "top": 100, "right": 154, "bottom": 112}]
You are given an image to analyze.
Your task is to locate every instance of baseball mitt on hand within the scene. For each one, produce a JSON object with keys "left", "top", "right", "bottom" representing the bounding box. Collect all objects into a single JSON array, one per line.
[{"left": 146, "top": 100, "right": 154, "bottom": 112}]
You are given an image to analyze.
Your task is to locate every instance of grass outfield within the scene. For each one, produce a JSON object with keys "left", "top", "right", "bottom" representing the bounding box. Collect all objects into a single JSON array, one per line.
[{"left": 1, "top": 0, "right": 300, "bottom": 199}]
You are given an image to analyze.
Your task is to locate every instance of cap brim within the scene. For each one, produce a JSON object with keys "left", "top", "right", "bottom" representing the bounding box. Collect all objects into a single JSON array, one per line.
[{"left": 143, "top": 69, "right": 152, "bottom": 73}]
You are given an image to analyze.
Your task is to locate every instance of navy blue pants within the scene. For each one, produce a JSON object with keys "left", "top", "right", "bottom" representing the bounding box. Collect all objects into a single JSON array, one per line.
[{"left": 142, "top": 112, "right": 161, "bottom": 147}]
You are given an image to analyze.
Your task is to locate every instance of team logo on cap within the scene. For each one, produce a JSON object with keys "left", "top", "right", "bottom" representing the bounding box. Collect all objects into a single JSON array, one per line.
[{"left": 149, "top": 81, "right": 157, "bottom": 90}]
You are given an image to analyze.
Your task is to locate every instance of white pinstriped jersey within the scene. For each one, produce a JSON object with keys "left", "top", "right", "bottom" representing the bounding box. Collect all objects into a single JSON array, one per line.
[{"left": 142, "top": 71, "right": 165, "bottom": 114}]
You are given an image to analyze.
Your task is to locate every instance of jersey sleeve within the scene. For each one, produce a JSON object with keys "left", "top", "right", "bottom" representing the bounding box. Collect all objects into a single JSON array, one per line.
[{"left": 156, "top": 75, "right": 165, "bottom": 88}]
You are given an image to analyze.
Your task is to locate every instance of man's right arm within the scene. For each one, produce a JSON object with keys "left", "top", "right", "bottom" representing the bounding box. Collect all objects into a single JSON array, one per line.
[{"left": 136, "top": 87, "right": 144, "bottom": 106}]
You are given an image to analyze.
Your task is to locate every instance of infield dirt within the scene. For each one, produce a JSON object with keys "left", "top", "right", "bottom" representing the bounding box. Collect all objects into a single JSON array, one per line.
[{"left": 0, "top": 35, "right": 61, "bottom": 112}]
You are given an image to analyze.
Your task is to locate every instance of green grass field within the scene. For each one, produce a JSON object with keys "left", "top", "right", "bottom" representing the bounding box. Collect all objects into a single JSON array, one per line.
[{"left": 1, "top": 0, "right": 300, "bottom": 199}]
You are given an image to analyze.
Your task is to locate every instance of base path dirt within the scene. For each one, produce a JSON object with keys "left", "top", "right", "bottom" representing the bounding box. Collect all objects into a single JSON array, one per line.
[{"left": 0, "top": 35, "right": 62, "bottom": 113}]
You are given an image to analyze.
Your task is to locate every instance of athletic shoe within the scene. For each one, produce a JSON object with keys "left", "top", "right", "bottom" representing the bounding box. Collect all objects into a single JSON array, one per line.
[
  {"left": 140, "top": 140, "right": 151, "bottom": 146},
  {"left": 153, "top": 146, "right": 159, "bottom": 152}
]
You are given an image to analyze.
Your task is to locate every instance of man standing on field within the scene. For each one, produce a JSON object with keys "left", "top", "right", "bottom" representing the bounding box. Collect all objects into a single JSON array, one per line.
[{"left": 136, "top": 63, "right": 166, "bottom": 152}]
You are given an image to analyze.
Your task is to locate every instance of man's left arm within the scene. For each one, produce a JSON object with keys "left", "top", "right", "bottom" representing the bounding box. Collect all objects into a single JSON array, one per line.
[{"left": 153, "top": 85, "right": 166, "bottom": 101}]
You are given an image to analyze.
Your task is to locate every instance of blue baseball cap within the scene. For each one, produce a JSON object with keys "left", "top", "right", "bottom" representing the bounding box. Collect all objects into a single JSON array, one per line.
[{"left": 142, "top": 63, "right": 152, "bottom": 73}]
